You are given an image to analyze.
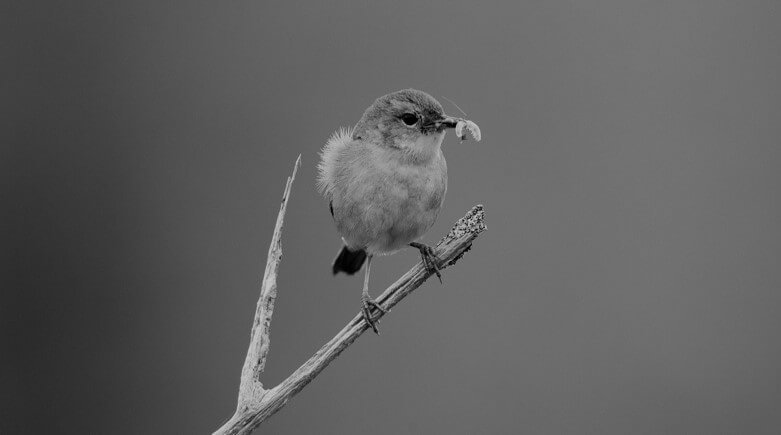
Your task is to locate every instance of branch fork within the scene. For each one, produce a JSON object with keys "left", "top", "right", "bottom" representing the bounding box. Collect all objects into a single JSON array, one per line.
[{"left": 214, "top": 156, "right": 486, "bottom": 434}]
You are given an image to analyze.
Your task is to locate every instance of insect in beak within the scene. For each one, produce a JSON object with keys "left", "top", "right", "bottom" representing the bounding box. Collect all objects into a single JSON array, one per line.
[{"left": 434, "top": 115, "right": 481, "bottom": 142}]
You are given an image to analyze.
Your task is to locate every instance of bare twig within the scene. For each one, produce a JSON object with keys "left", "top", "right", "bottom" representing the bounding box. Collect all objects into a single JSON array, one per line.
[{"left": 214, "top": 157, "right": 486, "bottom": 435}]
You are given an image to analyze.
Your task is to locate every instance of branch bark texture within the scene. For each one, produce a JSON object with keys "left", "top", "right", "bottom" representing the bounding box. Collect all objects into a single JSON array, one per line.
[{"left": 214, "top": 157, "right": 486, "bottom": 435}]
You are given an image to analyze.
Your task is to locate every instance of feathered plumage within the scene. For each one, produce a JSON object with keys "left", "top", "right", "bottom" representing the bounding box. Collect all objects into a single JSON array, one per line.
[
  {"left": 316, "top": 89, "right": 480, "bottom": 333},
  {"left": 316, "top": 126, "right": 354, "bottom": 199}
]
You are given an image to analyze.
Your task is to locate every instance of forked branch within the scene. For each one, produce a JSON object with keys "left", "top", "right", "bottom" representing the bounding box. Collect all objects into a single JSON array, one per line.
[{"left": 214, "top": 156, "right": 486, "bottom": 435}]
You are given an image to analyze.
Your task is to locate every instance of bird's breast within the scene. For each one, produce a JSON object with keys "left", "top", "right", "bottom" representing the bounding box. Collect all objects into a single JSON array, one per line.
[{"left": 332, "top": 146, "right": 448, "bottom": 254}]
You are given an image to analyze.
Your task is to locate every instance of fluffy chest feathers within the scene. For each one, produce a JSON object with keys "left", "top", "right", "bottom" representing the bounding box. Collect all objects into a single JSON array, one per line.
[{"left": 317, "top": 128, "right": 448, "bottom": 254}]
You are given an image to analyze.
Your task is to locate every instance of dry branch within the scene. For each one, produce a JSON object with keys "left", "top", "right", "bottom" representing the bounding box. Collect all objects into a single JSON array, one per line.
[{"left": 214, "top": 157, "right": 486, "bottom": 435}]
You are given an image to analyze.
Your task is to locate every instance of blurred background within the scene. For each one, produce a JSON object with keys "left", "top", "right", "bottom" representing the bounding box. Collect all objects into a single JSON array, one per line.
[{"left": 3, "top": 1, "right": 781, "bottom": 433}]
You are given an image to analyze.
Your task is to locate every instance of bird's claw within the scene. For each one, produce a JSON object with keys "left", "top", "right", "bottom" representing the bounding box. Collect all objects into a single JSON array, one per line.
[
  {"left": 411, "top": 242, "right": 443, "bottom": 283},
  {"left": 361, "top": 297, "right": 387, "bottom": 334}
]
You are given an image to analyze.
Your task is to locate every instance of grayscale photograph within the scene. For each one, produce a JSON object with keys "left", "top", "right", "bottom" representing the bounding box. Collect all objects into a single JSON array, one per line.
[{"left": 4, "top": 1, "right": 781, "bottom": 434}]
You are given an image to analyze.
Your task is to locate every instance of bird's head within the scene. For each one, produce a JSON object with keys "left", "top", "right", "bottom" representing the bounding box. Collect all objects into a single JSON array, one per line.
[{"left": 352, "top": 89, "right": 469, "bottom": 160}]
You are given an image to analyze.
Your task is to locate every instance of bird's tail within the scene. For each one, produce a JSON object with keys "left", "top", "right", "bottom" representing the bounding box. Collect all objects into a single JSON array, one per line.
[{"left": 332, "top": 246, "right": 367, "bottom": 275}]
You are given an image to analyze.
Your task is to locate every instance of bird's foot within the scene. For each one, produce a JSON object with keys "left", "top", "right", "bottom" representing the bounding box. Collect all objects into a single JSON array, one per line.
[
  {"left": 410, "top": 242, "right": 442, "bottom": 283},
  {"left": 361, "top": 295, "right": 388, "bottom": 334}
]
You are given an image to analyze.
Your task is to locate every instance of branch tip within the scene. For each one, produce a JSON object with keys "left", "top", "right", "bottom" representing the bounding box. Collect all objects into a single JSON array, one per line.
[{"left": 441, "top": 204, "right": 486, "bottom": 245}]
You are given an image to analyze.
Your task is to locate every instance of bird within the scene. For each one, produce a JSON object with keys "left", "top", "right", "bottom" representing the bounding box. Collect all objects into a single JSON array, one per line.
[{"left": 317, "top": 89, "right": 479, "bottom": 334}]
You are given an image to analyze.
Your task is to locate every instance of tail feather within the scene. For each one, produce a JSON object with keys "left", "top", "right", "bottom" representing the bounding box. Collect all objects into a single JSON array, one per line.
[{"left": 332, "top": 246, "right": 367, "bottom": 275}]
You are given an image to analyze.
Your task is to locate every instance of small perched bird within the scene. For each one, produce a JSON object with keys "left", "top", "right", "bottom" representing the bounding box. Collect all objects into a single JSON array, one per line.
[{"left": 317, "top": 89, "right": 480, "bottom": 333}]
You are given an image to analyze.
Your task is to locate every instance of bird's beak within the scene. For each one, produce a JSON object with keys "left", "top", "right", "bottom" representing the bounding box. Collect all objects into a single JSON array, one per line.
[
  {"left": 429, "top": 114, "right": 481, "bottom": 141},
  {"left": 435, "top": 115, "right": 460, "bottom": 130}
]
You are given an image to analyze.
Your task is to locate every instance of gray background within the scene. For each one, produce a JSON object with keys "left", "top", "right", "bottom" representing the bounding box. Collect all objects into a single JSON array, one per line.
[{"left": 4, "top": 1, "right": 781, "bottom": 434}]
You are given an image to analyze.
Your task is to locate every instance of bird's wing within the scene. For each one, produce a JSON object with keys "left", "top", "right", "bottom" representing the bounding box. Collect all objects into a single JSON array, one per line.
[{"left": 316, "top": 126, "right": 355, "bottom": 199}]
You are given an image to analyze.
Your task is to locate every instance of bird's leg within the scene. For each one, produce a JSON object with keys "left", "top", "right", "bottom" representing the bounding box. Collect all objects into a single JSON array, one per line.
[
  {"left": 360, "top": 255, "right": 387, "bottom": 334},
  {"left": 409, "top": 242, "right": 443, "bottom": 283}
]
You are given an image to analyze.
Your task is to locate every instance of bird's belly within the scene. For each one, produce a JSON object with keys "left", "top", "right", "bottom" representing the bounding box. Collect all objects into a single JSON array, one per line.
[
  {"left": 334, "top": 157, "right": 447, "bottom": 255},
  {"left": 369, "top": 199, "right": 440, "bottom": 254}
]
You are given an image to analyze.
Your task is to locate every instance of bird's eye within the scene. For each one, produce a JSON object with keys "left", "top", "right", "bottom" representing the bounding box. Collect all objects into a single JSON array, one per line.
[{"left": 400, "top": 113, "right": 419, "bottom": 126}]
